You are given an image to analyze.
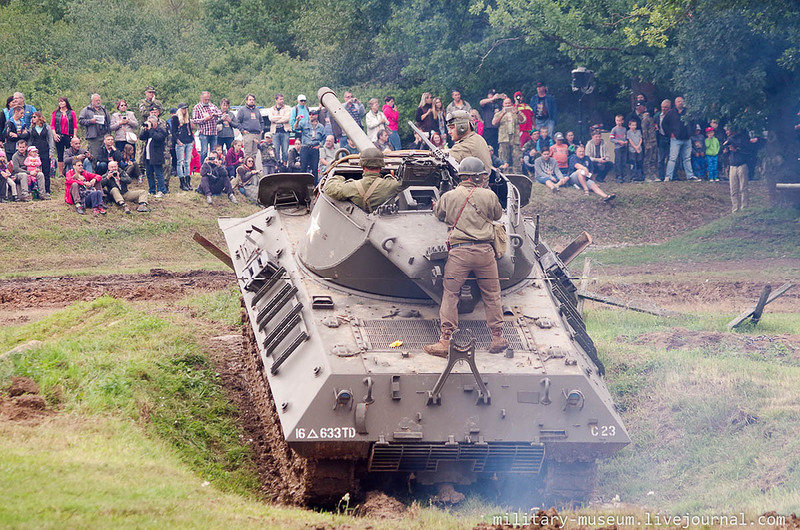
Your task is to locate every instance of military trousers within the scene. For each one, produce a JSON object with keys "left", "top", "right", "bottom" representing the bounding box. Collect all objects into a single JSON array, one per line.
[{"left": 440, "top": 243, "right": 504, "bottom": 336}]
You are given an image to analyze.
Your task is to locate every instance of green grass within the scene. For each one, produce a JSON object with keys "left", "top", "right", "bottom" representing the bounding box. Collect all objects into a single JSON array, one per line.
[
  {"left": 590, "top": 308, "right": 800, "bottom": 513},
  {"left": 583, "top": 206, "right": 800, "bottom": 267},
  {"left": 179, "top": 286, "right": 243, "bottom": 327}
]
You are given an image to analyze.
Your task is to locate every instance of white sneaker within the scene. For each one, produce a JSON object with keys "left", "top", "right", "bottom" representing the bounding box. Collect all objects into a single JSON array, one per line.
[{"left": 154, "top": 191, "right": 164, "bottom": 198}]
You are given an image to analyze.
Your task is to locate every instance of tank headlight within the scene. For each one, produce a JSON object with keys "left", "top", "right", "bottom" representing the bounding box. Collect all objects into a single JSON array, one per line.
[{"left": 564, "top": 389, "right": 585, "bottom": 410}]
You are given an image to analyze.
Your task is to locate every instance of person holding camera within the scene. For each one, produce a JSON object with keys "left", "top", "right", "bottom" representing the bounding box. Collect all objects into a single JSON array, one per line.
[
  {"left": 199, "top": 152, "right": 237, "bottom": 205},
  {"left": 102, "top": 160, "right": 149, "bottom": 213},
  {"left": 478, "top": 89, "right": 504, "bottom": 151},
  {"left": 492, "top": 97, "right": 525, "bottom": 174},
  {"left": 110, "top": 99, "right": 139, "bottom": 155},
  {"left": 140, "top": 114, "right": 168, "bottom": 197}
]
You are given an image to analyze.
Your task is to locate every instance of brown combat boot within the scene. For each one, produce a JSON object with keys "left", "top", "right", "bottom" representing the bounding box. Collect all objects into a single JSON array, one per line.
[
  {"left": 424, "top": 329, "right": 452, "bottom": 358},
  {"left": 488, "top": 327, "right": 509, "bottom": 354}
]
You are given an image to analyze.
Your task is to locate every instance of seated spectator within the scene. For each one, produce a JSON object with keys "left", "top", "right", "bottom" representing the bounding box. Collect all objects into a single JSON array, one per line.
[
  {"left": 225, "top": 139, "right": 244, "bottom": 178},
  {"left": 286, "top": 145, "right": 302, "bottom": 171},
  {"left": 319, "top": 134, "right": 338, "bottom": 172},
  {"left": 374, "top": 129, "right": 392, "bottom": 152},
  {"left": 343, "top": 136, "right": 359, "bottom": 154},
  {"left": 585, "top": 130, "right": 612, "bottom": 182},
  {"left": 549, "top": 132, "right": 570, "bottom": 172},
  {"left": 199, "top": 153, "right": 237, "bottom": 205},
  {"left": 536, "top": 127, "right": 553, "bottom": 153},
  {"left": 0, "top": 151, "right": 16, "bottom": 202},
  {"left": 63, "top": 136, "right": 93, "bottom": 173},
  {"left": 4, "top": 106, "right": 29, "bottom": 160},
  {"left": 567, "top": 144, "right": 616, "bottom": 201},
  {"left": 470, "top": 109, "right": 484, "bottom": 136},
  {"left": 23, "top": 145, "right": 43, "bottom": 198},
  {"left": 10, "top": 140, "right": 31, "bottom": 201},
  {"left": 120, "top": 144, "right": 142, "bottom": 184},
  {"left": 260, "top": 133, "right": 280, "bottom": 174},
  {"left": 65, "top": 160, "right": 105, "bottom": 214},
  {"left": 489, "top": 145, "right": 504, "bottom": 171},
  {"left": 110, "top": 99, "right": 139, "bottom": 155},
  {"left": 97, "top": 134, "right": 124, "bottom": 175},
  {"left": 101, "top": 160, "right": 149, "bottom": 213},
  {"left": 533, "top": 149, "right": 568, "bottom": 192},
  {"left": 408, "top": 131, "right": 429, "bottom": 150},
  {"left": 233, "top": 156, "right": 260, "bottom": 197},
  {"left": 565, "top": 130, "right": 576, "bottom": 153},
  {"left": 430, "top": 130, "right": 447, "bottom": 150}
]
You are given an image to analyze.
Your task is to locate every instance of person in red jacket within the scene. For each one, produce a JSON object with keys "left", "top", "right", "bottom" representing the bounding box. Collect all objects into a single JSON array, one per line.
[
  {"left": 514, "top": 91, "right": 534, "bottom": 148},
  {"left": 65, "top": 162, "right": 105, "bottom": 214}
]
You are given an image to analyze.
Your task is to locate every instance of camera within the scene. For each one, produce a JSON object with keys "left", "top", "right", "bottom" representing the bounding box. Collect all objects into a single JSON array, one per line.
[{"left": 141, "top": 122, "right": 149, "bottom": 129}]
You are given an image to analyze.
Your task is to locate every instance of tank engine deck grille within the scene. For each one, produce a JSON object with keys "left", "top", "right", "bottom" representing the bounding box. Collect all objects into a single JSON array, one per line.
[
  {"left": 368, "top": 443, "right": 545, "bottom": 474},
  {"left": 360, "top": 320, "right": 527, "bottom": 351}
]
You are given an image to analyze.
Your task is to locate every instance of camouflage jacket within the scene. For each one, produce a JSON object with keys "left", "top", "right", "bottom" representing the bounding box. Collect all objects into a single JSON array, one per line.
[{"left": 138, "top": 98, "right": 164, "bottom": 122}]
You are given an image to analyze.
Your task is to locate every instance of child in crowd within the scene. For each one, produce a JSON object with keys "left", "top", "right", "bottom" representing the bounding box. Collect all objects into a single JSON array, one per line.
[
  {"left": 0, "top": 152, "right": 15, "bottom": 202},
  {"left": 610, "top": 114, "right": 627, "bottom": 182},
  {"left": 24, "top": 145, "right": 41, "bottom": 198},
  {"left": 690, "top": 124, "right": 707, "bottom": 180},
  {"left": 704, "top": 126, "right": 720, "bottom": 181},
  {"left": 626, "top": 119, "right": 643, "bottom": 181},
  {"left": 709, "top": 119, "right": 726, "bottom": 179},
  {"left": 225, "top": 139, "right": 244, "bottom": 178},
  {"left": 536, "top": 127, "right": 553, "bottom": 153}
]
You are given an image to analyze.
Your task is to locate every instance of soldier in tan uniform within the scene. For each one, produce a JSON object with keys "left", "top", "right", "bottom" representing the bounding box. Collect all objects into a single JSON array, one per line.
[
  {"left": 323, "top": 147, "right": 401, "bottom": 212},
  {"left": 424, "top": 157, "right": 509, "bottom": 357},
  {"left": 447, "top": 110, "right": 493, "bottom": 174}
]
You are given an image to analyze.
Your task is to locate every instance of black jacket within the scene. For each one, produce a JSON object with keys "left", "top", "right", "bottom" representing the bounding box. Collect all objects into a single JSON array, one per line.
[
  {"left": 140, "top": 124, "right": 167, "bottom": 165},
  {"left": 663, "top": 108, "right": 690, "bottom": 140}
]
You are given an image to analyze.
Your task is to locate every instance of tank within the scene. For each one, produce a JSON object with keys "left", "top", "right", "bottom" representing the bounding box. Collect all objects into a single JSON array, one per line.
[{"left": 215, "top": 87, "right": 630, "bottom": 506}]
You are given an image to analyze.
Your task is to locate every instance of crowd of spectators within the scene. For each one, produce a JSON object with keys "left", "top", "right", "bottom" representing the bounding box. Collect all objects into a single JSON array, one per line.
[{"left": 0, "top": 85, "right": 770, "bottom": 214}]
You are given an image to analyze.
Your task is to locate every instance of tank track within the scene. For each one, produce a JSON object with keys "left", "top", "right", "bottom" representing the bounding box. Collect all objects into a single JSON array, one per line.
[{"left": 239, "top": 308, "right": 359, "bottom": 506}]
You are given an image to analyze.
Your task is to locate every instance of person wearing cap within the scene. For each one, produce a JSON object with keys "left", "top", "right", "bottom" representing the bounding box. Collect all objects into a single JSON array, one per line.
[
  {"left": 138, "top": 86, "right": 163, "bottom": 122},
  {"left": 110, "top": 99, "right": 139, "bottom": 155},
  {"left": 529, "top": 82, "right": 557, "bottom": 136},
  {"left": 424, "top": 156, "right": 508, "bottom": 357},
  {"left": 492, "top": 97, "right": 525, "bottom": 174},
  {"left": 23, "top": 145, "right": 42, "bottom": 198},
  {"left": 192, "top": 91, "right": 222, "bottom": 164},
  {"left": 479, "top": 89, "right": 504, "bottom": 152},
  {"left": 170, "top": 103, "right": 194, "bottom": 191},
  {"left": 513, "top": 91, "right": 534, "bottom": 147},
  {"left": 199, "top": 152, "right": 237, "bottom": 205},
  {"left": 295, "top": 110, "right": 325, "bottom": 182},
  {"left": 704, "top": 126, "right": 721, "bottom": 181},
  {"left": 290, "top": 95, "right": 310, "bottom": 139},
  {"left": 236, "top": 94, "right": 263, "bottom": 171},
  {"left": 549, "top": 132, "right": 570, "bottom": 174},
  {"left": 324, "top": 147, "right": 400, "bottom": 212},
  {"left": 447, "top": 110, "right": 493, "bottom": 177},
  {"left": 268, "top": 94, "right": 292, "bottom": 164}
]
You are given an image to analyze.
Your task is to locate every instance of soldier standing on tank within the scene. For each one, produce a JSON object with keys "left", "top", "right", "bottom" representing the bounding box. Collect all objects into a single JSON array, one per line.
[
  {"left": 446, "top": 110, "right": 493, "bottom": 177},
  {"left": 424, "top": 157, "right": 509, "bottom": 357},
  {"left": 323, "top": 147, "right": 400, "bottom": 211}
]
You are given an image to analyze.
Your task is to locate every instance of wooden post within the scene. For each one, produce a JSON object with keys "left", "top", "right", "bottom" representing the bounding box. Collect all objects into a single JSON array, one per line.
[
  {"left": 750, "top": 285, "right": 772, "bottom": 325},
  {"left": 727, "top": 282, "right": 794, "bottom": 329}
]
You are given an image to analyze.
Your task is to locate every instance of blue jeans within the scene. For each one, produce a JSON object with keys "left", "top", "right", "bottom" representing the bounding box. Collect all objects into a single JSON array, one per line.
[
  {"left": 146, "top": 162, "right": 166, "bottom": 194},
  {"left": 273, "top": 131, "right": 289, "bottom": 163},
  {"left": 666, "top": 138, "right": 694, "bottom": 180},
  {"left": 388, "top": 130, "right": 402, "bottom": 151},
  {"left": 175, "top": 143, "right": 192, "bottom": 179},
  {"left": 535, "top": 119, "right": 556, "bottom": 137},
  {"left": 198, "top": 134, "right": 217, "bottom": 164}
]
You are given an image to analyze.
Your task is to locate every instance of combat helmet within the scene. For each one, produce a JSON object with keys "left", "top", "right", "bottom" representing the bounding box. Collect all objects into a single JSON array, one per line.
[
  {"left": 446, "top": 110, "right": 473, "bottom": 136},
  {"left": 359, "top": 147, "right": 385, "bottom": 169},
  {"left": 458, "top": 156, "right": 488, "bottom": 184}
]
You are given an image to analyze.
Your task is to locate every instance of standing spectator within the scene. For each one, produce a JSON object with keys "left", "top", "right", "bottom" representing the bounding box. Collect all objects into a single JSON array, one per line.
[
  {"left": 365, "top": 98, "right": 389, "bottom": 143},
  {"left": 78, "top": 94, "right": 111, "bottom": 160},
  {"left": 11, "top": 92, "right": 37, "bottom": 129},
  {"left": 654, "top": 99, "right": 672, "bottom": 181},
  {"left": 199, "top": 152, "right": 237, "bottom": 205},
  {"left": 343, "top": 91, "right": 366, "bottom": 131},
  {"left": 4, "top": 106, "right": 29, "bottom": 160},
  {"left": 192, "top": 91, "right": 222, "bottom": 164},
  {"left": 296, "top": 110, "right": 325, "bottom": 182},
  {"left": 382, "top": 96, "right": 401, "bottom": 151},
  {"left": 0, "top": 95, "right": 16, "bottom": 145},
  {"left": 50, "top": 97, "right": 77, "bottom": 177},
  {"left": 625, "top": 101, "right": 645, "bottom": 131},
  {"left": 236, "top": 94, "right": 263, "bottom": 171},
  {"left": 705, "top": 126, "right": 721, "bottom": 181},
  {"left": 96, "top": 135, "right": 124, "bottom": 176},
  {"left": 514, "top": 91, "right": 534, "bottom": 147},
  {"left": 530, "top": 82, "right": 557, "bottom": 135},
  {"left": 259, "top": 133, "right": 280, "bottom": 175},
  {"left": 110, "top": 100, "right": 139, "bottom": 156},
  {"left": 724, "top": 125, "right": 750, "bottom": 212},
  {"left": 432, "top": 97, "right": 447, "bottom": 140},
  {"left": 217, "top": 98, "right": 239, "bottom": 153},
  {"left": 170, "top": 103, "right": 194, "bottom": 191},
  {"left": 102, "top": 160, "right": 149, "bottom": 213},
  {"left": 446, "top": 90, "right": 472, "bottom": 115},
  {"left": 167, "top": 107, "right": 178, "bottom": 178},
  {"left": 140, "top": 114, "right": 168, "bottom": 198},
  {"left": 492, "top": 97, "right": 525, "bottom": 173},
  {"left": 319, "top": 134, "right": 338, "bottom": 172},
  {"left": 415, "top": 92, "right": 436, "bottom": 134},
  {"left": 610, "top": 114, "right": 628, "bottom": 183},
  {"left": 268, "top": 94, "right": 291, "bottom": 164},
  {"left": 64, "top": 160, "right": 105, "bottom": 215},
  {"left": 641, "top": 104, "right": 657, "bottom": 180},
  {"left": 663, "top": 96, "right": 696, "bottom": 181},
  {"left": 138, "top": 86, "right": 163, "bottom": 122},
  {"left": 690, "top": 125, "right": 707, "bottom": 180},
  {"left": 30, "top": 111, "right": 57, "bottom": 196},
  {"left": 224, "top": 139, "right": 244, "bottom": 178},
  {"left": 290, "top": 94, "right": 310, "bottom": 141},
  {"left": 479, "top": 89, "right": 504, "bottom": 151},
  {"left": 709, "top": 118, "right": 727, "bottom": 179},
  {"left": 627, "top": 119, "right": 644, "bottom": 181},
  {"left": 470, "top": 109, "right": 484, "bottom": 136}
]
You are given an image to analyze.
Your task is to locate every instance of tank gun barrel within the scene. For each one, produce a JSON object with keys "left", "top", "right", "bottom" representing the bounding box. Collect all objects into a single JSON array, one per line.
[{"left": 317, "top": 87, "right": 374, "bottom": 153}]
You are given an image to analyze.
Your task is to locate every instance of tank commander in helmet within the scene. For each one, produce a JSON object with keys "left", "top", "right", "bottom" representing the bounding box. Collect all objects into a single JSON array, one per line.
[
  {"left": 446, "top": 109, "right": 493, "bottom": 177},
  {"left": 323, "top": 147, "right": 400, "bottom": 212},
  {"left": 424, "top": 157, "right": 509, "bottom": 357}
]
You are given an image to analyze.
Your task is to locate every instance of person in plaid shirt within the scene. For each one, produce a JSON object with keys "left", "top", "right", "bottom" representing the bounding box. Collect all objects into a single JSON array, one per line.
[{"left": 192, "top": 91, "right": 222, "bottom": 163}]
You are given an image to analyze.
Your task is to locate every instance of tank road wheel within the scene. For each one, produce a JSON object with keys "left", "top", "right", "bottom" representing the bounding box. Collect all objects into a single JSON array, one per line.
[
  {"left": 238, "top": 308, "right": 359, "bottom": 506},
  {"left": 542, "top": 460, "right": 597, "bottom": 508}
]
